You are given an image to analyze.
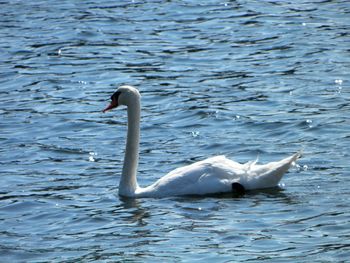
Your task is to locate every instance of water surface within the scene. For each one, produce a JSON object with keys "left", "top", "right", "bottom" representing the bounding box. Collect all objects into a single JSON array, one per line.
[{"left": 1, "top": 0, "right": 350, "bottom": 262}]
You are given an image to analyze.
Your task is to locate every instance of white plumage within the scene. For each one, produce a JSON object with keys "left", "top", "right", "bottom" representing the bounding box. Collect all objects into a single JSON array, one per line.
[{"left": 103, "top": 85, "right": 300, "bottom": 198}]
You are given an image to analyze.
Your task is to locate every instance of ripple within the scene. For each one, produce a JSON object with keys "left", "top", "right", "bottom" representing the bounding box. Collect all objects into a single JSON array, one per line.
[{"left": 0, "top": 0, "right": 350, "bottom": 262}]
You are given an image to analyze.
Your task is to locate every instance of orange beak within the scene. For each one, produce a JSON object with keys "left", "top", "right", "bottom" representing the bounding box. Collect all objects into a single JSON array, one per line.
[{"left": 102, "top": 99, "right": 118, "bottom": 113}]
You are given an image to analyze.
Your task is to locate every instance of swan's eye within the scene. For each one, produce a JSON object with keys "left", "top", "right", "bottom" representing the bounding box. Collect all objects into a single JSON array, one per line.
[{"left": 111, "top": 91, "right": 121, "bottom": 102}]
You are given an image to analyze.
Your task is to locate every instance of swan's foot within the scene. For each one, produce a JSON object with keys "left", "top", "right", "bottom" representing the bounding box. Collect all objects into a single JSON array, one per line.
[{"left": 231, "top": 182, "right": 245, "bottom": 197}]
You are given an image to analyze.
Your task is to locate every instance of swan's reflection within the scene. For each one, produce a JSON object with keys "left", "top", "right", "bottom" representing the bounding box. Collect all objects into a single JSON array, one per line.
[
  {"left": 114, "top": 187, "right": 298, "bottom": 228},
  {"left": 118, "top": 196, "right": 150, "bottom": 226}
]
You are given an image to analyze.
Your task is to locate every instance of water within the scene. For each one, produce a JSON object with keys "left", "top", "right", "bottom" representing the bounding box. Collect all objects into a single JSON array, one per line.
[{"left": 1, "top": 0, "right": 350, "bottom": 261}]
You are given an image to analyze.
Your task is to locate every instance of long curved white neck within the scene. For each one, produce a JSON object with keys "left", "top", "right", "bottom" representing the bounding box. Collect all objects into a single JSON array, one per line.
[{"left": 119, "top": 98, "right": 140, "bottom": 197}]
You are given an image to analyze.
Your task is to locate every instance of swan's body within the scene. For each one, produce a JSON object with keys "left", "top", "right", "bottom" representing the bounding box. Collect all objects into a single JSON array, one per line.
[{"left": 103, "top": 86, "right": 300, "bottom": 198}]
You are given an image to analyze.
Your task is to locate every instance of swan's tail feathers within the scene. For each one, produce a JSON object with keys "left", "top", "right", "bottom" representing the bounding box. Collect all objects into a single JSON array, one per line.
[
  {"left": 270, "top": 151, "right": 301, "bottom": 175},
  {"left": 288, "top": 150, "right": 303, "bottom": 166},
  {"left": 295, "top": 150, "right": 303, "bottom": 160},
  {"left": 247, "top": 152, "right": 301, "bottom": 190}
]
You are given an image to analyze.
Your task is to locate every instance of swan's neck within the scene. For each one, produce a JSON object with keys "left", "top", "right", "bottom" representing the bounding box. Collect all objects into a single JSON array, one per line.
[{"left": 119, "top": 100, "right": 140, "bottom": 197}]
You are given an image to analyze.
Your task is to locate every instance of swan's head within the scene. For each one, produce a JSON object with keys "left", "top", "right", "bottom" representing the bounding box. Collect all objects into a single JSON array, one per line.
[{"left": 103, "top": 85, "right": 140, "bottom": 112}]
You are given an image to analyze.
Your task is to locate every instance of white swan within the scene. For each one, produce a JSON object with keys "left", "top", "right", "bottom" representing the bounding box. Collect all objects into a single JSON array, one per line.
[{"left": 103, "top": 85, "right": 300, "bottom": 198}]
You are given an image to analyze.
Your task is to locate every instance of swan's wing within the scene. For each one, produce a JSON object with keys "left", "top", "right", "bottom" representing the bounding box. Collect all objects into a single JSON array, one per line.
[
  {"left": 139, "top": 153, "right": 300, "bottom": 197},
  {"left": 143, "top": 156, "right": 245, "bottom": 196}
]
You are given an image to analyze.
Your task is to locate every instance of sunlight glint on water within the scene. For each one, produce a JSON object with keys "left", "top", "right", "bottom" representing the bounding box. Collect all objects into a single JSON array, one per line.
[{"left": 0, "top": 1, "right": 349, "bottom": 262}]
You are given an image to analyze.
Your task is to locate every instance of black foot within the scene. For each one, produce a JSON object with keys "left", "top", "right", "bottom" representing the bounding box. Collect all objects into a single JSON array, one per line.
[{"left": 231, "top": 182, "right": 245, "bottom": 197}]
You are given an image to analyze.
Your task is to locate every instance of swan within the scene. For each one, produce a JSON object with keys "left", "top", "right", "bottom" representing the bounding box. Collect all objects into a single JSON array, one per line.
[{"left": 103, "top": 85, "right": 300, "bottom": 198}]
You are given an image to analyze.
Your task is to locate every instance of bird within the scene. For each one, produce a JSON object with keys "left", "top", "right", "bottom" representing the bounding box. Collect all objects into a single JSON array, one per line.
[{"left": 103, "top": 85, "right": 300, "bottom": 198}]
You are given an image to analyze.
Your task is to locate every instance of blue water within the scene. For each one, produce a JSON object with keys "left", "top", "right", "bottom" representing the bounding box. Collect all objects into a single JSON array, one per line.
[{"left": 1, "top": 0, "right": 350, "bottom": 262}]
